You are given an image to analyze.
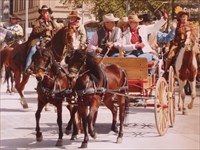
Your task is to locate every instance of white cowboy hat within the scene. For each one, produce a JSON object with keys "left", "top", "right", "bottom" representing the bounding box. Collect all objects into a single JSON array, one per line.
[
  {"left": 117, "top": 16, "right": 129, "bottom": 28},
  {"left": 128, "top": 14, "right": 143, "bottom": 22},
  {"left": 103, "top": 13, "right": 119, "bottom": 22}
]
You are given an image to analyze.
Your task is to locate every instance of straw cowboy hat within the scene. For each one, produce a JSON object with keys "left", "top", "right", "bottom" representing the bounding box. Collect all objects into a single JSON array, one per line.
[
  {"left": 38, "top": 5, "right": 53, "bottom": 14},
  {"left": 9, "top": 14, "right": 22, "bottom": 21},
  {"left": 67, "top": 10, "right": 81, "bottom": 20},
  {"left": 103, "top": 13, "right": 119, "bottom": 22},
  {"left": 176, "top": 11, "right": 189, "bottom": 20},
  {"left": 117, "top": 16, "right": 128, "bottom": 27},
  {"left": 128, "top": 14, "right": 143, "bottom": 22}
]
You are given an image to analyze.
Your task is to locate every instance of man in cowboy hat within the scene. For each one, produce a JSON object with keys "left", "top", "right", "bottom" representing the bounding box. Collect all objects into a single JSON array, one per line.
[
  {"left": 3, "top": 14, "right": 23, "bottom": 43},
  {"left": 121, "top": 13, "right": 167, "bottom": 61},
  {"left": 25, "top": 5, "right": 57, "bottom": 73},
  {"left": 66, "top": 9, "right": 86, "bottom": 50},
  {"left": 87, "top": 13, "right": 121, "bottom": 57},
  {"left": 164, "top": 10, "right": 194, "bottom": 75}
]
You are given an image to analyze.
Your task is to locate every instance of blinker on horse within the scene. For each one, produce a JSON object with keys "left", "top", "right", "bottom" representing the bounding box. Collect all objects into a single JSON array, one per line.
[{"left": 67, "top": 50, "right": 129, "bottom": 148}]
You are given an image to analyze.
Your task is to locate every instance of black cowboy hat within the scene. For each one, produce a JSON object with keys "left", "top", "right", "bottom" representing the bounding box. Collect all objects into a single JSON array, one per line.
[
  {"left": 176, "top": 11, "right": 189, "bottom": 20},
  {"left": 138, "top": 13, "right": 156, "bottom": 23},
  {"left": 9, "top": 14, "right": 22, "bottom": 21},
  {"left": 38, "top": 5, "right": 53, "bottom": 14}
]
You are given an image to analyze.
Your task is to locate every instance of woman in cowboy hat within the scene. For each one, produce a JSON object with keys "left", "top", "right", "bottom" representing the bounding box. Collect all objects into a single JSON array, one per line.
[
  {"left": 25, "top": 5, "right": 57, "bottom": 73},
  {"left": 66, "top": 9, "right": 86, "bottom": 50},
  {"left": 4, "top": 14, "right": 23, "bottom": 43},
  {"left": 87, "top": 13, "right": 121, "bottom": 57},
  {"left": 121, "top": 13, "right": 167, "bottom": 62}
]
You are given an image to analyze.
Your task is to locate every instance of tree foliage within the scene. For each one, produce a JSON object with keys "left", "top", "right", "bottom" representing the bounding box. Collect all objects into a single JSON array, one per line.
[{"left": 65, "top": 0, "right": 199, "bottom": 21}]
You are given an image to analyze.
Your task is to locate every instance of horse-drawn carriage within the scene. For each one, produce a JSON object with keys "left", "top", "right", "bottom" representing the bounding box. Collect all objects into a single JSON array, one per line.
[{"left": 96, "top": 56, "right": 176, "bottom": 136}]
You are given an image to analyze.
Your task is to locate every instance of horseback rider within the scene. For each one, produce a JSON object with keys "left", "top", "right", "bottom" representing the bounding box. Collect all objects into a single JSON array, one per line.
[
  {"left": 67, "top": 10, "right": 87, "bottom": 50},
  {"left": 87, "top": 13, "right": 121, "bottom": 57},
  {"left": 0, "top": 14, "right": 23, "bottom": 46},
  {"left": 25, "top": 5, "right": 57, "bottom": 73},
  {"left": 164, "top": 11, "right": 194, "bottom": 74}
]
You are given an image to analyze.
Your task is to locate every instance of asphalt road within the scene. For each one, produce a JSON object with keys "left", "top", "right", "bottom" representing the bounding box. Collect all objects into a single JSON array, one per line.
[{"left": 0, "top": 77, "right": 200, "bottom": 150}]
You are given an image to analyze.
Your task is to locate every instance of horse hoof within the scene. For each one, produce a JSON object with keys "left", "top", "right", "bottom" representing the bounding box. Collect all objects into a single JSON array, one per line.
[
  {"left": 6, "top": 89, "right": 11, "bottom": 94},
  {"left": 65, "top": 129, "right": 71, "bottom": 135},
  {"left": 111, "top": 127, "right": 118, "bottom": 133},
  {"left": 11, "top": 87, "right": 17, "bottom": 93},
  {"left": 116, "top": 137, "right": 123, "bottom": 143},
  {"left": 90, "top": 131, "right": 97, "bottom": 139},
  {"left": 55, "top": 139, "right": 63, "bottom": 146},
  {"left": 182, "top": 110, "right": 188, "bottom": 115},
  {"left": 70, "top": 135, "right": 77, "bottom": 140},
  {"left": 80, "top": 142, "right": 87, "bottom": 148},
  {"left": 36, "top": 135, "right": 43, "bottom": 142},
  {"left": 187, "top": 104, "right": 193, "bottom": 109}
]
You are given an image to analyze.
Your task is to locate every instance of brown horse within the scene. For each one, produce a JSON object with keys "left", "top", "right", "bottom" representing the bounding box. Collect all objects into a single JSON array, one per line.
[
  {"left": 175, "top": 25, "right": 198, "bottom": 115},
  {"left": 0, "top": 26, "right": 75, "bottom": 108},
  {"left": 67, "top": 50, "right": 129, "bottom": 148},
  {"left": 32, "top": 47, "right": 80, "bottom": 146}
]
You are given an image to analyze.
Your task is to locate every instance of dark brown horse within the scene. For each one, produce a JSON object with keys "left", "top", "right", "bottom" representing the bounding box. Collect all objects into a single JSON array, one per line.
[
  {"left": 0, "top": 26, "right": 75, "bottom": 108},
  {"left": 32, "top": 47, "right": 80, "bottom": 146},
  {"left": 67, "top": 50, "right": 129, "bottom": 148}
]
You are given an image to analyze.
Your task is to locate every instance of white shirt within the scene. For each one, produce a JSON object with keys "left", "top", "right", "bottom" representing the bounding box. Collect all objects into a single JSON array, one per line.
[{"left": 122, "top": 17, "right": 166, "bottom": 53}]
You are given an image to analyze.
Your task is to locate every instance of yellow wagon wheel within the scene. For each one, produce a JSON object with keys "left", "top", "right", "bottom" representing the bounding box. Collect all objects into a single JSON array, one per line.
[
  {"left": 168, "top": 66, "right": 176, "bottom": 127},
  {"left": 154, "top": 77, "right": 169, "bottom": 136}
]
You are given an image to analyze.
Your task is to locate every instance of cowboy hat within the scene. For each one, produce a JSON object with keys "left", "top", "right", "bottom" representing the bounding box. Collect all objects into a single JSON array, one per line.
[
  {"left": 103, "top": 13, "right": 119, "bottom": 22},
  {"left": 176, "top": 11, "right": 189, "bottom": 20},
  {"left": 128, "top": 14, "right": 143, "bottom": 22},
  {"left": 67, "top": 10, "right": 81, "bottom": 20},
  {"left": 117, "top": 16, "right": 128, "bottom": 27},
  {"left": 138, "top": 13, "right": 155, "bottom": 23},
  {"left": 38, "top": 5, "right": 53, "bottom": 14},
  {"left": 9, "top": 14, "right": 22, "bottom": 21}
]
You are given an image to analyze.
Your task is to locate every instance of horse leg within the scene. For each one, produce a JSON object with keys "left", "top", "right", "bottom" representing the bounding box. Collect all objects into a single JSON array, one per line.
[
  {"left": 5, "top": 68, "right": 11, "bottom": 93},
  {"left": 65, "top": 105, "right": 73, "bottom": 135},
  {"left": 18, "top": 73, "right": 30, "bottom": 108},
  {"left": 178, "top": 80, "right": 187, "bottom": 115},
  {"left": 78, "top": 102, "right": 89, "bottom": 148},
  {"left": 88, "top": 98, "right": 100, "bottom": 139},
  {"left": 116, "top": 96, "right": 126, "bottom": 143},
  {"left": 188, "top": 80, "right": 196, "bottom": 109},
  {"left": 10, "top": 71, "right": 17, "bottom": 93},
  {"left": 35, "top": 100, "right": 47, "bottom": 142},
  {"left": 103, "top": 95, "right": 118, "bottom": 133},
  {"left": 55, "top": 102, "right": 63, "bottom": 146}
]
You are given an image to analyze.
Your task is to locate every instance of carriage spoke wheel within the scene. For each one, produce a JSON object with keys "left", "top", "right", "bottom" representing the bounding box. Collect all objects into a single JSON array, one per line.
[
  {"left": 154, "top": 77, "right": 169, "bottom": 136},
  {"left": 168, "top": 66, "right": 176, "bottom": 127}
]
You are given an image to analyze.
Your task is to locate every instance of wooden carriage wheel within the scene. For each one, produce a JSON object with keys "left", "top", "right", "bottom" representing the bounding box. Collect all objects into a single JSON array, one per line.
[
  {"left": 154, "top": 77, "right": 169, "bottom": 136},
  {"left": 168, "top": 66, "right": 176, "bottom": 127}
]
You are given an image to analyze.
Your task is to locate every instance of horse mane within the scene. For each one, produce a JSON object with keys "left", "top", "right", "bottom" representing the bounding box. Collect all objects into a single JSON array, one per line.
[{"left": 85, "top": 52, "right": 103, "bottom": 82}]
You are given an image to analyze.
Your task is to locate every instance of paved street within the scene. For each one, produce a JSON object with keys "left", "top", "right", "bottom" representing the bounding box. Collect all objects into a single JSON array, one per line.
[{"left": 0, "top": 77, "right": 200, "bottom": 150}]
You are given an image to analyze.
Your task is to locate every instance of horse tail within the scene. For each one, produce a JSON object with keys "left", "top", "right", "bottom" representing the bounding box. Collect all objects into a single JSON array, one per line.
[
  {"left": 122, "top": 69, "right": 129, "bottom": 119},
  {"left": 0, "top": 47, "right": 10, "bottom": 83}
]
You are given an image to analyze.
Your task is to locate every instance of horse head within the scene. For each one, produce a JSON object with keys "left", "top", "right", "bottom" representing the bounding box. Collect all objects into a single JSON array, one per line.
[
  {"left": 67, "top": 49, "right": 87, "bottom": 78},
  {"left": 32, "top": 47, "right": 56, "bottom": 81}
]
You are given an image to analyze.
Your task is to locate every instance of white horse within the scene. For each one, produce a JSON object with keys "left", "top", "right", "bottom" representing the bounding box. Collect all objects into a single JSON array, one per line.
[{"left": 175, "top": 26, "right": 198, "bottom": 115}]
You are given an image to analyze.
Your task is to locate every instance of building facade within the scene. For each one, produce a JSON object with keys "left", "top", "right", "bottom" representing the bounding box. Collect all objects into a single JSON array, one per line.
[{"left": 1, "top": 0, "right": 96, "bottom": 37}]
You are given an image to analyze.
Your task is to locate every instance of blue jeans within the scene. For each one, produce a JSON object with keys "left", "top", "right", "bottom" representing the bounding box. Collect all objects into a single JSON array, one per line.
[{"left": 25, "top": 42, "right": 39, "bottom": 70}]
